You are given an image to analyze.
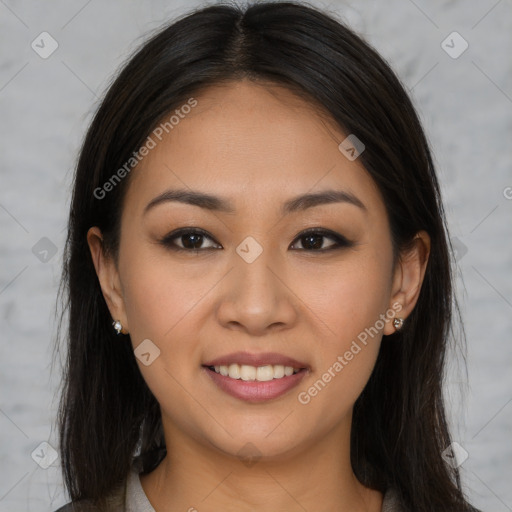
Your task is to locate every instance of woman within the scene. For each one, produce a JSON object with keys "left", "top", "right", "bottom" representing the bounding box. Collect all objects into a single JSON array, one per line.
[{"left": 54, "top": 2, "right": 480, "bottom": 511}]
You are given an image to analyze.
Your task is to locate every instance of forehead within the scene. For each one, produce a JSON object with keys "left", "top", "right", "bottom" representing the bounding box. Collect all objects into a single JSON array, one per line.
[{"left": 124, "top": 80, "right": 385, "bottom": 218}]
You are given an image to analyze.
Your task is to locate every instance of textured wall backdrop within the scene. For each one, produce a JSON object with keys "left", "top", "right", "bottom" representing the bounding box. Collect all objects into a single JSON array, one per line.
[{"left": 0, "top": 1, "right": 511, "bottom": 510}]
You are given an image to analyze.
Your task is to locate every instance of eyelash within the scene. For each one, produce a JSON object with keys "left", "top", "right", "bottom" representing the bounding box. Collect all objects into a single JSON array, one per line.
[{"left": 158, "top": 227, "right": 353, "bottom": 253}]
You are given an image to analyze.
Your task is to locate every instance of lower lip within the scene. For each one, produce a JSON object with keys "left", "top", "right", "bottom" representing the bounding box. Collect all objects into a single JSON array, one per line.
[{"left": 202, "top": 366, "right": 308, "bottom": 403}]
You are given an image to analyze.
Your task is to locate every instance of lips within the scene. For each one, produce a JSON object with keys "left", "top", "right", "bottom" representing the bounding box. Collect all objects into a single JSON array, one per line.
[
  {"left": 202, "top": 351, "right": 309, "bottom": 370},
  {"left": 202, "top": 365, "right": 309, "bottom": 402}
]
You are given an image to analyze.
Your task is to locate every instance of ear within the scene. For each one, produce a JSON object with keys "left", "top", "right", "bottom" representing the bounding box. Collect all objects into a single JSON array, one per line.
[
  {"left": 87, "top": 226, "right": 129, "bottom": 334},
  {"left": 383, "top": 230, "right": 431, "bottom": 335}
]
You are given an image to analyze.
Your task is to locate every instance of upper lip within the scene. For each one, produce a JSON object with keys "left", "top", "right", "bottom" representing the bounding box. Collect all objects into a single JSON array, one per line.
[{"left": 203, "top": 351, "right": 309, "bottom": 369}]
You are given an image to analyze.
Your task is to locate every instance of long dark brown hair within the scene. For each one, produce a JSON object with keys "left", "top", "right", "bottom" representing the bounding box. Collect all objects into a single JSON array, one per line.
[{"left": 54, "top": 2, "right": 479, "bottom": 510}]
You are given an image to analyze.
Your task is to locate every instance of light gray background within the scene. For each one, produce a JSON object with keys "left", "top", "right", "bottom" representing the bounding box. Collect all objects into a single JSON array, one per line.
[{"left": 0, "top": 1, "right": 511, "bottom": 510}]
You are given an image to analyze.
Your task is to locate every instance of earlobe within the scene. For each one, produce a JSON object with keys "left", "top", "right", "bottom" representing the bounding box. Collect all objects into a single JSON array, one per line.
[
  {"left": 383, "top": 231, "right": 431, "bottom": 335},
  {"left": 86, "top": 227, "right": 129, "bottom": 333}
]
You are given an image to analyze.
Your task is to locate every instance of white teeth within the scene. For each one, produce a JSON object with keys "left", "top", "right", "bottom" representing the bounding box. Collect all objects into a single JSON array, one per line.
[
  {"left": 273, "top": 364, "right": 285, "bottom": 379},
  {"left": 211, "top": 363, "right": 301, "bottom": 381},
  {"left": 228, "top": 363, "right": 240, "bottom": 379},
  {"left": 256, "top": 365, "right": 274, "bottom": 381},
  {"left": 240, "top": 365, "right": 256, "bottom": 381}
]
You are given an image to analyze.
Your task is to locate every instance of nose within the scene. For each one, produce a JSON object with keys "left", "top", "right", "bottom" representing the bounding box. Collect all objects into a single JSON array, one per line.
[{"left": 215, "top": 245, "right": 298, "bottom": 336}]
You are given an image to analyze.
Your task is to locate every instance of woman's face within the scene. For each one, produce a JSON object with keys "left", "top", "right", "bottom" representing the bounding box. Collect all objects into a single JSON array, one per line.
[{"left": 90, "top": 80, "right": 416, "bottom": 461}]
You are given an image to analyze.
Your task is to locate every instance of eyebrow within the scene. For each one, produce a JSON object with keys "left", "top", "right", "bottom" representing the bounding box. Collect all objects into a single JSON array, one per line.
[{"left": 143, "top": 188, "right": 367, "bottom": 215}]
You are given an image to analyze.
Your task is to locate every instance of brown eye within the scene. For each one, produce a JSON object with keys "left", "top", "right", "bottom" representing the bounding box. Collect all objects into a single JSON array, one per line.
[
  {"left": 290, "top": 228, "right": 352, "bottom": 251},
  {"left": 160, "top": 228, "right": 221, "bottom": 251}
]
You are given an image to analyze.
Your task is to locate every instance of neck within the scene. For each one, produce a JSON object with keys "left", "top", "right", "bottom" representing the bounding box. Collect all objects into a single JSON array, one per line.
[{"left": 139, "top": 419, "right": 383, "bottom": 512}]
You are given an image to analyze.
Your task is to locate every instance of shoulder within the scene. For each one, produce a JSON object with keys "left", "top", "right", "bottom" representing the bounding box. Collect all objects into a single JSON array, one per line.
[
  {"left": 53, "top": 493, "right": 127, "bottom": 512},
  {"left": 53, "top": 482, "right": 127, "bottom": 512},
  {"left": 53, "top": 496, "right": 127, "bottom": 512},
  {"left": 53, "top": 470, "right": 129, "bottom": 512},
  {"left": 53, "top": 501, "right": 102, "bottom": 512}
]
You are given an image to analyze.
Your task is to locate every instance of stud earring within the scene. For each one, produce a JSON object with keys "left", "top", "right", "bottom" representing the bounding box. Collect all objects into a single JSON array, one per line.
[
  {"left": 393, "top": 317, "right": 404, "bottom": 331},
  {"left": 112, "top": 320, "right": 123, "bottom": 335}
]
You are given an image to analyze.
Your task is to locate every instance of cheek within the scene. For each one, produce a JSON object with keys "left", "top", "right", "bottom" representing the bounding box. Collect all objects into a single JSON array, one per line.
[
  {"left": 117, "top": 249, "right": 211, "bottom": 413},
  {"left": 297, "top": 250, "right": 392, "bottom": 344},
  {"left": 118, "top": 240, "right": 219, "bottom": 340},
  {"left": 117, "top": 243, "right": 227, "bottom": 391},
  {"left": 292, "top": 252, "right": 391, "bottom": 412}
]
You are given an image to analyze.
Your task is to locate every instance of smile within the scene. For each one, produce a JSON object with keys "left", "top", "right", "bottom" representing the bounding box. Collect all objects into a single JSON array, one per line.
[
  {"left": 208, "top": 363, "right": 301, "bottom": 381},
  {"left": 203, "top": 364, "right": 308, "bottom": 402}
]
